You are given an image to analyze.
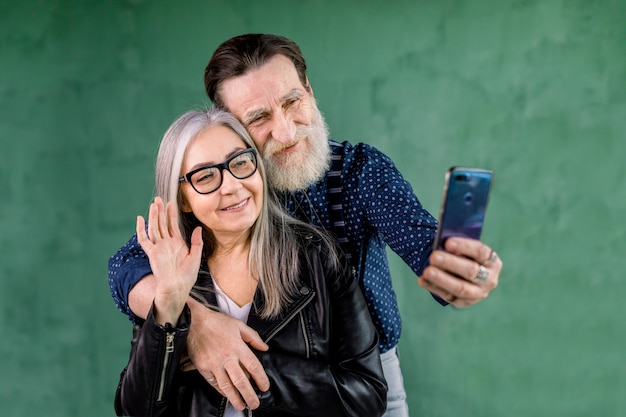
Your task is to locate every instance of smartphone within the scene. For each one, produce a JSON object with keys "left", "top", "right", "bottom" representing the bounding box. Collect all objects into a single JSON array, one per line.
[{"left": 433, "top": 166, "right": 493, "bottom": 251}]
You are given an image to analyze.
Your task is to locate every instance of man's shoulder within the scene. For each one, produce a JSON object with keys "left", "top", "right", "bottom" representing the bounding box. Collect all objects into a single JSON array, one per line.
[
  {"left": 329, "top": 139, "right": 377, "bottom": 153},
  {"left": 329, "top": 139, "right": 395, "bottom": 169}
]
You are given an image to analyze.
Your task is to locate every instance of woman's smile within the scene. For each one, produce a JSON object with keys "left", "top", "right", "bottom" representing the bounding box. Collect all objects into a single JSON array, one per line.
[{"left": 222, "top": 197, "right": 249, "bottom": 212}]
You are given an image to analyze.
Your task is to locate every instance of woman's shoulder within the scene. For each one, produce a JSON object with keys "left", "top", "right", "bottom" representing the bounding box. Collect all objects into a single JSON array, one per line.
[
  {"left": 290, "top": 223, "right": 351, "bottom": 282},
  {"left": 290, "top": 222, "right": 324, "bottom": 245}
]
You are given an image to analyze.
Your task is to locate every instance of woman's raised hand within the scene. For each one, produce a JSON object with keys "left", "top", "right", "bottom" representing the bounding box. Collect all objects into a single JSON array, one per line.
[{"left": 136, "top": 196, "right": 204, "bottom": 325}]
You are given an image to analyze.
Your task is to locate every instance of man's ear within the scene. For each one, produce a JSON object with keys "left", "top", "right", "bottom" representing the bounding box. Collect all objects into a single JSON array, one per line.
[{"left": 305, "top": 76, "right": 314, "bottom": 96}]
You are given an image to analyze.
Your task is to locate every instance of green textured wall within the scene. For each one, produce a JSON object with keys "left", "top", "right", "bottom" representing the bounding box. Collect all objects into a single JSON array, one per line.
[{"left": 1, "top": 1, "right": 624, "bottom": 416}]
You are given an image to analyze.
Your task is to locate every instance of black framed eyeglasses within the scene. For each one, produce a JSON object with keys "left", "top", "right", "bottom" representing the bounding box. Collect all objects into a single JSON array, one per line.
[{"left": 179, "top": 148, "right": 258, "bottom": 194}]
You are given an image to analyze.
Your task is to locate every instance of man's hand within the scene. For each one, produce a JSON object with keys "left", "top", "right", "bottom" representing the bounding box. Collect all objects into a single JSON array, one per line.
[
  {"left": 185, "top": 299, "right": 270, "bottom": 411},
  {"left": 418, "top": 237, "right": 502, "bottom": 307}
]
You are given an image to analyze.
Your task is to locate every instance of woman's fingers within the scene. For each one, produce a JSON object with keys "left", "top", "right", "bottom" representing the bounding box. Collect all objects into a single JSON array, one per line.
[
  {"left": 147, "top": 200, "right": 161, "bottom": 241},
  {"left": 189, "top": 225, "right": 203, "bottom": 253},
  {"left": 136, "top": 215, "right": 150, "bottom": 249},
  {"left": 146, "top": 197, "right": 173, "bottom": 242},
  {"left": 166, "top": 200, "right": 182, "bottom": 239},
  {"left": 157, "top": 197, "right": 169, "bottom": 240}
]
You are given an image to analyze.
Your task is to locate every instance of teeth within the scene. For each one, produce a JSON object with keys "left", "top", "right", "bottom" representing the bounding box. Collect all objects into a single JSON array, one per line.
[{"left": 225, "top": 199, "right": 247, "bottom": 210}]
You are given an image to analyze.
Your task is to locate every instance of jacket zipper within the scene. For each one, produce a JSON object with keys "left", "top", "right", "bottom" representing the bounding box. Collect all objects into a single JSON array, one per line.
[
  {"left": 299, "top": 312, "right": 311, "bottom": 358},
  {"left": 156, "top": 331, "right": 175, "bottom": 401},
  {"left": 263, "top": 290, "right": 315, "bottom": 343}
]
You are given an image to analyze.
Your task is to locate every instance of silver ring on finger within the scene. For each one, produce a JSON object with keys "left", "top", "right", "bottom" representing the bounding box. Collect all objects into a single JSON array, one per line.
[
  {"left": 474, "top": 264, "right": 489, "bottom": 283},
  {"left": 206, "top": 376, "right": 216, "bottom": 384}
]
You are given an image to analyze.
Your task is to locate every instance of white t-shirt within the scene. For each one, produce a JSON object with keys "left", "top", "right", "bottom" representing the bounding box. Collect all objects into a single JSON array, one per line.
[{"left": 212, "top": 277, "right": 253, "bottom": 417}]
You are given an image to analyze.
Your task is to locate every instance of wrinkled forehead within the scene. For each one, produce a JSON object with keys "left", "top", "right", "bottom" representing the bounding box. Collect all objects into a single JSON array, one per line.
[{"left": 219, "top": 55, "right": 308, "bottom": 119}]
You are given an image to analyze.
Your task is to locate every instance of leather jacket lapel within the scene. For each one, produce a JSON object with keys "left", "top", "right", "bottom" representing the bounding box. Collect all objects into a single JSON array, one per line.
[
  {"left": 192, "top": 269, "right": 316, "bottom": 344},
  {"left": 247, "top": 280, "right": 315, "bottom": 343}
]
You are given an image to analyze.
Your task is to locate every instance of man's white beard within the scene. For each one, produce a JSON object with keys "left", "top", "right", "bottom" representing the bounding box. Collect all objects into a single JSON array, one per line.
[{"left": 262, "top": 102, "right": 331, "bottom": 192}]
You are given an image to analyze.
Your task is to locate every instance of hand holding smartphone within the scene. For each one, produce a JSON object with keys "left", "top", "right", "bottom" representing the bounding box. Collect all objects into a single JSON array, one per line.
[{"left": 433, "top": 166, "right": 493, "bottom": 251}]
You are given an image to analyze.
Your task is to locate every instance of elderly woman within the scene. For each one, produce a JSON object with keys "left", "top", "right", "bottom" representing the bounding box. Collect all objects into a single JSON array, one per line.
[{"left": 114, "top": 108, "right": 387, "bottom": 417}]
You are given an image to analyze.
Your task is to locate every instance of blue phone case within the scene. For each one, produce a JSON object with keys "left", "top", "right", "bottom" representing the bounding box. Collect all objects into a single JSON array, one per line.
[{"left": 433, "top": 167, "right": 493, "bottom": 250}]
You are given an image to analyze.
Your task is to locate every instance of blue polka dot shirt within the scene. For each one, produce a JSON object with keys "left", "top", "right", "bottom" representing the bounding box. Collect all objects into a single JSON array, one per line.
[{"left": 108, "top": 140, "right": 440, "bottom": 353}]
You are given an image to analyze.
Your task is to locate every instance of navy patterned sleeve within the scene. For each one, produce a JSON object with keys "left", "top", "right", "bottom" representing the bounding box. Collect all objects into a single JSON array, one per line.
[
  {"left": 351, "top": 143, "right": 438, "bottom": 276},
  {"left": 108, "top": 233, "right": 152, "bottom": 323}
]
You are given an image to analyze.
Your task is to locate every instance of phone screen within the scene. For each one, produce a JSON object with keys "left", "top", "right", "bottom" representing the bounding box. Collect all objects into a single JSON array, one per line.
[{"left": 433, "top": 167, "right": 493, "bottom": 250}]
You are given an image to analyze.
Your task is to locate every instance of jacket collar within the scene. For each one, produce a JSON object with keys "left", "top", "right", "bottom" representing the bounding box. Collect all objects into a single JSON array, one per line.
[{"left": 193, "top": 270, "right": 316, "bottom": 343}]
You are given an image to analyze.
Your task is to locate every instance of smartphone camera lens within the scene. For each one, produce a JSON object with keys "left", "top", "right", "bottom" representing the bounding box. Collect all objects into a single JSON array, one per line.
[{"left": 455, "top": 174, "right": 469, "bottom": 182}]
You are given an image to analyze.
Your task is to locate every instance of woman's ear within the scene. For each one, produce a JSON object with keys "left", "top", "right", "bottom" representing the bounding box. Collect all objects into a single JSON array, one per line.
[{"left": 180, "top": 198, "right": 192, "bottom": 213}]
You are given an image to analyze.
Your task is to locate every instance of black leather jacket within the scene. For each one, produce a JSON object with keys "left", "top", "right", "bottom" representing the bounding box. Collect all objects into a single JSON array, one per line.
[{"left": 115, "top": 234, "right": 387, "bottom": 417}]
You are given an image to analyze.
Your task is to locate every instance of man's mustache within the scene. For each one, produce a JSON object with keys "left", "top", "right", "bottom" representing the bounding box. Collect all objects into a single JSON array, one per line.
[{"left": 263, "top": 129, "right": 309, "bottom": 156}]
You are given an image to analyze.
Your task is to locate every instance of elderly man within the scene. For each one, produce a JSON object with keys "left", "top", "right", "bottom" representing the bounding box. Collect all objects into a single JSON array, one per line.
[{"left": 109, "top": 33, "right": 502, "bottom": 417}]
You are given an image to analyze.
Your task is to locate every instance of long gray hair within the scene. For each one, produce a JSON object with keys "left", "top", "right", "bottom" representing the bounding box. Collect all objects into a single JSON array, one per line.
[{"left": 154, "top": 108, "right": 338, "bottom": 318}]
